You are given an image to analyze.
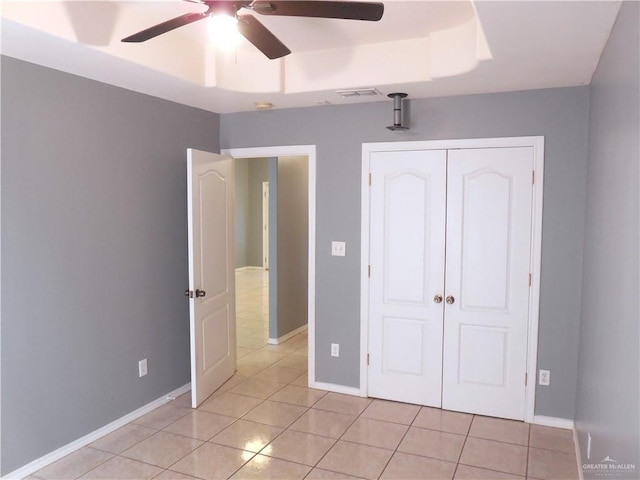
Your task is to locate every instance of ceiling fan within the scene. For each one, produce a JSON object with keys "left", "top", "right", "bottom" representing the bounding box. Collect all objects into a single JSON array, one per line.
[{"left": 122, "top": 1, "right": 385, "bottom": 60}]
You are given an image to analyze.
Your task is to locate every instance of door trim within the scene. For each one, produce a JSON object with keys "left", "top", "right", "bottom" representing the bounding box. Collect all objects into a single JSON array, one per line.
[
  {"left": 222, "top": 145, "right": 317, "bottom": 386},
  {"left": 360, "top": 136, "right": 545, "bottom": 423}
]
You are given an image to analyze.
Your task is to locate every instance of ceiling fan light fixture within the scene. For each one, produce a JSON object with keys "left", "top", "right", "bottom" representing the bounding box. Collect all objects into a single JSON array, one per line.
[{"left": 207, "top": 14, "right": 241, "bottom": 50}]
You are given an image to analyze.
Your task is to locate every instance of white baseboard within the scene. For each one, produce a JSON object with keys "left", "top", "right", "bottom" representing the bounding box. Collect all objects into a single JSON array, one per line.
[
  {"left": 310, "top": 381, "right": 365, "bottom": 397},
  {"left": 235, "top": 266, "right": 265, "bottom": 272},
  {"left": 4, "top": 383, "right": 191, "bottom": 480},
  {"left": 268, "top": 324, "right": 307, "bottom": 345},
  {"left": 532, "top": 415, "right": 575, "bottom": 430}
]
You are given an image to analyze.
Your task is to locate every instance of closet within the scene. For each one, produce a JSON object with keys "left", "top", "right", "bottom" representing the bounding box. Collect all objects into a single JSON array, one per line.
[{"left": 365, "top": 142, "right": 539, "bottom": 421}]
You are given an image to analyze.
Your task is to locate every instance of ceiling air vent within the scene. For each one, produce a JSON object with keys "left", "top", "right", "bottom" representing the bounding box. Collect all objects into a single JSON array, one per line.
[{"left": 335, "top": 88, "right": 381, "bottom": 97}]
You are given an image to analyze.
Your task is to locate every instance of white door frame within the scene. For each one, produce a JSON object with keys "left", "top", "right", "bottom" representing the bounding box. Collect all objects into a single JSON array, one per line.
[
  {"left": 360, "top": 136, "right": 544, "bottom": 423},
  {"left": 222, "top": 145, "right": 317, "bottom": 385},
  {"left": 262, "top": 181, "right": 269, "bottom": 270}
]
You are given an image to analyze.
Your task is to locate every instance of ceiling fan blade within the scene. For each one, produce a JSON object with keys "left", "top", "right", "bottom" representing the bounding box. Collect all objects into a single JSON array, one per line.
[
  {"left": 122, "top": 12, "right": 207, "bottom": 43},
  {"left": 237, "top": 15, "right": 291, "bottom": 59},
  {"left": 251, "top": 1, "right": 384, "bottom": 21}
]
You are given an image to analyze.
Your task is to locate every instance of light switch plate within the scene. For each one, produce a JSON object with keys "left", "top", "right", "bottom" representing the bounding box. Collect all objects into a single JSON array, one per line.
[{"left": 331, "top": 241, "right": 346, "bottom": 257}]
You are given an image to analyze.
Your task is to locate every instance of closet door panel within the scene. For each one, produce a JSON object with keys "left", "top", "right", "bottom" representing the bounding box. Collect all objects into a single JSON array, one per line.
[
  {"left": 368, "top": 149, "right": 447, "bottom": 406},
  {"left": 442, "top": 147, "right": 533, "bottom": 420}
]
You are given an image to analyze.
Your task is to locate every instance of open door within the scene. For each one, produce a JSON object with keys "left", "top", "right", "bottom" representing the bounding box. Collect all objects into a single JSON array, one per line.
[{"left": 187, "top": 148, "right": 236, "bottom": 408}]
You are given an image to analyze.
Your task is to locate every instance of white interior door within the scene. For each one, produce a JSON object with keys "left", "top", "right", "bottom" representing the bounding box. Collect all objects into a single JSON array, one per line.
[
  {"left": 368, "top": 149, "right": 447, "bottom": 406},
  {"left": 442, "top": 147, "right": 533, "bottom": 420},
  {"left": 187, "top": 148, "right": 236, "bottom": 408}
]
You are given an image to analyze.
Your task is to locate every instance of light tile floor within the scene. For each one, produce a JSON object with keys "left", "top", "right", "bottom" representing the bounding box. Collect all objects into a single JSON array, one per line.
[{"left": 30, "top": 270, "right": 578, "bottom": 480}]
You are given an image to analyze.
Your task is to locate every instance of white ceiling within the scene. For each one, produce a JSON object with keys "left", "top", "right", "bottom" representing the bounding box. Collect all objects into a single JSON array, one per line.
[{"left": 0, "top": 1, "right": 622, "bottom": 114}]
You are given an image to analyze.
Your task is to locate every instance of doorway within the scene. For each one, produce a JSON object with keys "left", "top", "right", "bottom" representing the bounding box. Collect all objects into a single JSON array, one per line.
[{"left": 224, "top": 145, "right": 317, "bottom": 383}]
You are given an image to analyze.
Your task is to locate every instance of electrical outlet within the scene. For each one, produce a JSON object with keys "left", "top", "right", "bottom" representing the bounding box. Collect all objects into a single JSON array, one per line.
[
  {"left": 331, "top": 241, "right": 346, "bottom": 257},
  {"left": 539, "top": 369, "right": 550, "bottom": 386},
  {"left": 331, "top": 343, "right": 340, "bottom": 357},
  {"left": 139, "top": 358, "right": 148, "bottom": 378}
]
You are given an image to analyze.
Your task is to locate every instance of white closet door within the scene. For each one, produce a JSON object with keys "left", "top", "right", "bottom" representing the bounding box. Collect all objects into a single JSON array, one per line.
[
  {"left": 368, "top": 149, "right": 447, "bottom": 406},
  {"left": 442, "top": 147, "right": 533, "bottom": 420}
]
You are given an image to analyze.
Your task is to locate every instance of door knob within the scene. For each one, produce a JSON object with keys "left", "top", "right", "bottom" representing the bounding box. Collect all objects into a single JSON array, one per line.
[
  {"left": 195, "top": 289, "right": 206, "bottom": 298},
  {"left": 446, "top": 295, "right": 455, "bottom": 305},
  {"left": 433, "top": 294, "right": 443, "bottom": 304}
]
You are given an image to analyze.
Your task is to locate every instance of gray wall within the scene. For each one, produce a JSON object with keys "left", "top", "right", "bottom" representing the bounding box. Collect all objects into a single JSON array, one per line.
[
  {"left": 234, "top": 158, "right": 268, "bottom": 268},
  {"left": 247, "top": 159, "right": 269, "bottom": 267},
  {"left": 234, "top": 157, "right": 249, "bottom": 268},
  {"left": 221, "top": 86, "right": 591, "bottom": 419},
  {"left": 575, "top": 1, "right": 640, "bottom": 474},
  {"left": 0, "top": 56, "right": 220, "bottom": 474},
  {"left": 274, "top": 156, "right": 309, "bottom": 339}
]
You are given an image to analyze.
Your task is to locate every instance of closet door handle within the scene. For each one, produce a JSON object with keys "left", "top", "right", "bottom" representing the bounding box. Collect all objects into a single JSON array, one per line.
[
  {"left": 433, "top": 294, "right": 443, "bottom": 304},
  {"left": 446, "top": 295, "right": 455, "bottom": 305}
]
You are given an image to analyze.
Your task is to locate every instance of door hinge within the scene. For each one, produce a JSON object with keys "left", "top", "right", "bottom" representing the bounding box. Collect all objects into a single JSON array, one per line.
[
  {"left": 369, "top": 173, "right": 372, "bottom": 186},
  {"left": 367, "top": 354, "right": 370, "bottom": 366},
  {"left": 368, "top": 265, "right": 371, "bottom": 277},
  {"left": 184, "top": 289, "right": 194, "bottom": 299},
  {"left": 528, "top": 273, "right": 532, "bottom": 287},
  {"left": 532, "top": 171, "right": 535, "bottom": 184},
  {"left": 525, "top": 372, "right": 528, "bottom": 386}
]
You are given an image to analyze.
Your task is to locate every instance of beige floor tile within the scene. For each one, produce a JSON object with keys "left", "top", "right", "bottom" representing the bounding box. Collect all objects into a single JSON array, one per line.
[
  {"left": 172, "top": 392, "right": 194, "bottom": 408},
  {"left": 170, "top": 442, "right": 254, "bottom": 480},
  {"left": 294, "top": 346, "right": 308, "bottom": 356},
  {"left": 361, "top": 399, "right": 421, "bottom": 425},
  {"left": 312, "top": 392, "right": 371, "bottom": 416},
  {"left": 528, "top": 447, "right": 579, "bottom": 480},
  {"left": 292, "top": 372, "right": 309, "bottom": 387},
  {"left": 268, "top": 384, "right": 327, "bottom": 407},
  {"left": 261, "top": 342, "right": 302, "bottom": 354},
  {"left": 80, "top": 456, "right": 162, "bottom": 479},
  {"left": 237, "top": 346, "right": 257, "bottom": 359},
  {"left": 255, "top": 365, "right": 307, "bottom": 384},
  {"left": 460, "top": 437, "right": 528, "bottom": 476},
  {"left": 215, "top": 374, "right": 250, "bottom": 394},
  {"left": 454, "top": 464, "right": 525, "bottom": 479},
  {"left": 133, "top": 404, "right": 192, "bottom": 430},
  {"left": 230, "top": 454, "right": 311, "bottom": 479},
  {"left": 210, "top": 419, "right": 283, "bottom": 452},
  {"left": 154, "top": 469, "right": 201, "bottom": 479},
  {"left": 35, "top": 447, "right": 113, "bottom": 479},
  {"left": 242, "top": 351, "right": 287, "bottom": 367},
  {"left": 274, "top": 355, "right": 308, "bottom": 370},
  {"left": 198, "top": 392, "right": 263, "bottom": 418},
  {"left": 305, "top": 469, "right": 366, "bottom": 479},
  {"left": 342, "top": 417, "right": 409, "bottom": 450},
  {"left": 398, "top": 426, "right": 466, "bottom": 462},
  {"left": 121, "top": 431, "right": 202, "bottom": 469},
  {"left": 413, "top": 407, "right": 473, "bottom": 436},
  {"left": 380, "top": 451, "right": 457, "bottom": 480},
  {"left": 529, "top": 425, "right": 575, "bottom": 454},
  {"left": 236, "top": 362, "right": 268, "bottom": 377},
  {"left": 262, "top": 429, "right": 336, "bottom": 466},
  {"left": 242, "top": 400, "right": 308, "bottom": 427},
  {"left": 237, "top": 336, "right": 269, "bottom": 349},
  {"left": 237, "top": 327, "right": 268, "bottom": 339},
  {"left": 229, "top": 379, "right": 286, "bottom": 399},
  {"left": 469, "top": 416, "right": 530, "bottom": 446},
  {"left": 163, "top": 410, "right": 235, "bottom": 441},
  {"left": 317, "top": 441, "right": 394, "bottom": 480},
  {"left": 89, "top": 424, "right": 156, "bottom": 454},
  {"left": 289, "top": 408, "right": 357, "bottom": 439}
]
